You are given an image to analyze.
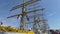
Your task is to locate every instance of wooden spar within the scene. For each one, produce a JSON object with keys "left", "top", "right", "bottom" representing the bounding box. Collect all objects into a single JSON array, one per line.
[
  {"left": 7, "top": 8, "right": 45, "bottom": 18},
  {"left": 10, "top": 0, "right": 41, "bottom": 11}
]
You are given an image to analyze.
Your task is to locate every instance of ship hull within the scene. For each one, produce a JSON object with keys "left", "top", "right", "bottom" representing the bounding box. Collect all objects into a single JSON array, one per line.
[{"left": 0, "top": 32, "right": 27, "bottom": 34}]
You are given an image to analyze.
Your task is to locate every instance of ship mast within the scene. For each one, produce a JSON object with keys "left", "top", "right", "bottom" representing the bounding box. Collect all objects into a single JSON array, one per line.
[
  {"left": 20, "top": 0, "right": 26, "bottom": 30},
  {"left": 7, "top": 0, "right": 42, "bottom": 30}
]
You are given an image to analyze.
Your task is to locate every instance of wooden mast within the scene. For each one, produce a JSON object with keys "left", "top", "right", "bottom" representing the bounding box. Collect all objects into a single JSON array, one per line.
[{"left": 20, "top": 0, "right": 26, "bottom": 30}]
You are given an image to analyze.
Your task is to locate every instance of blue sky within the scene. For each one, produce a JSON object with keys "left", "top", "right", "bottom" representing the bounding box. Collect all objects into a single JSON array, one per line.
[{"left": 0, "top": 0, "right": 60, "bottom": 29}]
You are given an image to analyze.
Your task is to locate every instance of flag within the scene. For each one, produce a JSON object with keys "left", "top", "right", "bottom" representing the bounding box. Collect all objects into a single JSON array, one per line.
[{"left": 26, "top": 15, "right": 29, "bottom": 21}]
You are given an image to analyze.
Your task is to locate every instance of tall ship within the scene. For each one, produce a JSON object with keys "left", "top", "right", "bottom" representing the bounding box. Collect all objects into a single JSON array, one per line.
[{"left": 0, "top": 0, "right": 49, "bottom": 34}]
